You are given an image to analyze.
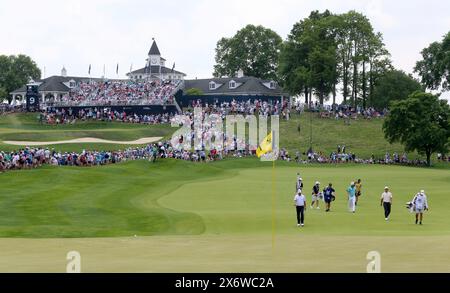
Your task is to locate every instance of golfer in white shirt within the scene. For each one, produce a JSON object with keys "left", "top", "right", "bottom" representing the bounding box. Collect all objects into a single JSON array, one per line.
[
  {"left": 294, "top": 189, "right": 307, "bottom": 227},
  {"left": 380, "top": 186, "right": 393, "bottom": 220}
]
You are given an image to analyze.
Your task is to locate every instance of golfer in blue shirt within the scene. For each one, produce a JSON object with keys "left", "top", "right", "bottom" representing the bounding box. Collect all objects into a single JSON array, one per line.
[{"left": 347, "top": 182, "right": 357, "bottom": 213}]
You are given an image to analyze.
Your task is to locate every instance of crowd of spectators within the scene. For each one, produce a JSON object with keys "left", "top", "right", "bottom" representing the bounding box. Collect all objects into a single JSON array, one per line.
[
  {"left": 40, "top": 107, "right": 174, "bottom": 125},
  {"left": 50, "top": 79, "right": 179, "bottom": 107},
  {"left": 1, "top": 98, "right": 447, "bottom": 173},
  {"left": 293, "top": 100, "right": 388, "bottom": 120},
  {"left": 2, "top": 142, "right": 440, "bottom": 173},
  {"left": 279, "top": 146, "right": 432, "bottom": 166},
  {"left": 0, "top": 103, "right": 23, "bottom": 114},
  {"left": 0, "top": 142, "right": 256, "bottom": 172},
  {"left": 189, "top": 98, "right": 291, "bottom": 119}
]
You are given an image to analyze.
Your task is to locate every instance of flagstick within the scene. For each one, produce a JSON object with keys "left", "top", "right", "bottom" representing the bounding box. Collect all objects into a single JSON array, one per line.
[
  {"left": 271, "top": 130, "right": 276, "bottom": 253},
  {"left": 272, "top": 154, "right": 276, "bottom": 252}
]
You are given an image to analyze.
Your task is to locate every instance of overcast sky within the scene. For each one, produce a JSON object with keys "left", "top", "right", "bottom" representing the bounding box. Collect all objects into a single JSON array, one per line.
[{"left": 1, "top": 0, "right": 449, "bottom": 101}]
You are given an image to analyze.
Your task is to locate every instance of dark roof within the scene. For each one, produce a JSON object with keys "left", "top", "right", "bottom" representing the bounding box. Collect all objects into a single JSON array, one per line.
[
  {"left": 10, "top": 75, "right": 125, "bottom": 94},
  {"left": 184, "top": 76, "right": 288, "bottom": 96},
  {"left": 148, "top": 40, "right": 161, "bottom": 55},
  {"left": 128, "top": 66, "right": 186, "bottom": 76}
]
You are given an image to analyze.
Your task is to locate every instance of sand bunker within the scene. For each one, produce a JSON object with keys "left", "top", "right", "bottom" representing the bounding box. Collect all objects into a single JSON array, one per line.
[{"left": 3, "top": 137, "right": 163, "bottom": 146}]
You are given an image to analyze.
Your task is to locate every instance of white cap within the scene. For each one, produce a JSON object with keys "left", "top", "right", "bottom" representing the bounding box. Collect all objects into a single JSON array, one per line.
[
  {"left": 351, "top": 182, "right": 355, "bottom": 185},
  {"left": 420, "top": 190, "right": 425, "bottom": 193},
  {"left": 297, "top": 189, "right": 302, "bottom": 194},
  {"left": 299, "top": 178, "right": 303, "bottom": 181},
  {"left": 384, "top": 186, "right": 389, "bottom": 189},
  {"left": 315, "top": 181, "right": 320, "bottom": 185}
]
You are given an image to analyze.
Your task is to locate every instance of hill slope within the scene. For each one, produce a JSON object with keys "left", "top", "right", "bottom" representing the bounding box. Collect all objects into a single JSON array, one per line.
[{"left": 0, "top": 112, "right": 427, "bottom": 160}]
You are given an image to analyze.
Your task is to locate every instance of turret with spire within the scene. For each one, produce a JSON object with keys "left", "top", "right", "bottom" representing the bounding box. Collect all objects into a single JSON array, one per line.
[
  {"left": 127, "top": 37, "right": 186, "bottom": 81},
  {"left": 147, "top": 38, "right": 162, "bottom": 68}
]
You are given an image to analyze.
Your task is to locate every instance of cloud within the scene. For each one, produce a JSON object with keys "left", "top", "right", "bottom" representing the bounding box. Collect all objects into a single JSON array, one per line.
[{"left": 0, "top": 0, "right": 448, "bottom": 101}]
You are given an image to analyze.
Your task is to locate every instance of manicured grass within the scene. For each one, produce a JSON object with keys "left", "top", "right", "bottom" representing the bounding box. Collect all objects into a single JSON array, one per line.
[
  {"left": 1, "top": 158, "right": 449, "bottom": 238},
  {"left": 2, "top": 235, "right": 450, "bottom": 272},
  {"left": 1, "top": 158, "right": 450, "bottom": 272},
  {"left": 1, "top": 112, "right": 448, "bottom": 272}
]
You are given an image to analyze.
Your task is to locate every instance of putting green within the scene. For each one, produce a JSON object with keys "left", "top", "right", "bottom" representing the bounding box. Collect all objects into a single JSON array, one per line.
[
  {"left": 1, "top": 235, "right": 450, "bottom": 272},
  {"left": 2, "top": 159, "right": 449, "bottom": 238},
  {"left": 0, "top": 159, "right": 449, "bottom": 272}
]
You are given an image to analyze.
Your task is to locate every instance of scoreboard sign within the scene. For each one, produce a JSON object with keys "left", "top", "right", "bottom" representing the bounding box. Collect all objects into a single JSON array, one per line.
[{"left": 26, "top": 84, "right": 40, "bottom": 111}]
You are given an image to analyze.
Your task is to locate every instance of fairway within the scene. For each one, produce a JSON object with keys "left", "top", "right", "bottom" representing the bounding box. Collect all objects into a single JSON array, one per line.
[{"left": 1, "top": 159, "right": 449, "bottom": 272}]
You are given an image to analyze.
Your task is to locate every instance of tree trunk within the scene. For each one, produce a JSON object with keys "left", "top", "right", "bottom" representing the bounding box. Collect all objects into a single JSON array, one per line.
[
  {"left": 304, "top": 87, "right": 309, "bottom": 105},
  {"left": 362, "top": 61, "right": 367, "bottom": 109},
  {"left": 353, "top": 41, "right": 358, "bottom": 110},
  {"left": 353, "top": 62, "right": 358, "bottom": 109},
  {"left": 332, "top": 82, "right": 336, "bottom": 106},
  {"left": 369, "top": 62, "right": 374, "bottom": 108},
  {"left": 426, "top": 150, "right": 432, "bottom": 167},
  {"left": 343, "top": 65, "right": 348, "bottom": 103}
]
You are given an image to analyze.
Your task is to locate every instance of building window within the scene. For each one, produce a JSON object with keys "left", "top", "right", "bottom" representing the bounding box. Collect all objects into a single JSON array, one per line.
[
  {"left": 229, "top": 80, "right": 236, "bottom": 89},
  {"left": 269, "top": 81, "right": 276, "bottom": 89},
  {"left": 209, "top": 81, "right": 216, "bottom": 90}
]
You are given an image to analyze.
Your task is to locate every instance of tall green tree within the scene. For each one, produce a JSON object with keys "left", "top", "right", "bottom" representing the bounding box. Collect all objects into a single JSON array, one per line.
[
  {"left": 414, "top": 32, "right": 450, "bottom": 91},
  {"left": 0, "top": 54, "right": 41, "bottom": 102},
  {"left": 335, "top": 11, "right": 391, "bottom": 108},
  {"left": 278, "top": 18, "right": 313, "bottom": 104},
  {"left": 371, "top": 70, "right": 422, "bottom": 109},
  {"left": 280, "top": 10, "right": 390, "bottom": 107},
  {"left": 383, "top": 92, "right": 450, "bottom": 166},
  {"left": 213, "top": 24, "right": 282, "bottom": 80},
  {"left": 279, "top": 10, "right": 336, "bottom": 105}
]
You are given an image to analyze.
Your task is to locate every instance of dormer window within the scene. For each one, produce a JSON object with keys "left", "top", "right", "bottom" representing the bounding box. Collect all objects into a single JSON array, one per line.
[
  {"left": 269, "top": 81, "right": 276, "bottom": 89},
  {"left": 229, "top": 80, "right": 236, "bottom": 89},
  {"left": 209, "top": 81, "right": 216, "bottom": 90},
  {"left": 69, "top": 80, "right": 76, "bottom": 88}
]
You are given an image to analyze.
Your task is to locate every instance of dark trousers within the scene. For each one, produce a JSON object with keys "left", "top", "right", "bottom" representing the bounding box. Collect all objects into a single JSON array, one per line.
[
  {"left": 383, "top": 202, "right": 391, "bottom": 218},
  {"left": 296, "top": 206, "right": 305, "bottom": 224}
]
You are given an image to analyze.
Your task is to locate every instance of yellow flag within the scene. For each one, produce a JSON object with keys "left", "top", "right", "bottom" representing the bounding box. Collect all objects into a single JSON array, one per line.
[{"left": 256, "top": 132, "right": 273, "bottom": 158}]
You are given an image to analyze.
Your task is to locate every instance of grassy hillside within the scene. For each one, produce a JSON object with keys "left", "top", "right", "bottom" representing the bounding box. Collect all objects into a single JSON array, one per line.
[
  {"left": 280, "top": 112, "right": 410, "bottom": 159},
  {"left": 0, "top": 112, "right": 431, "bottom": 160}
]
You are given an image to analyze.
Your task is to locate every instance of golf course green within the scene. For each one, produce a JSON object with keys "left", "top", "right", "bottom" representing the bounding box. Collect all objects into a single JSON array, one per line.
[
  {"left": 0, "top": 158, "right": 449, "bottom": 272},
  {"left": 1, "top": 158, "right": 449, "bottom": 238},
  {"left": 1, "top": 113, "right": 449, "bottom": 272}
]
